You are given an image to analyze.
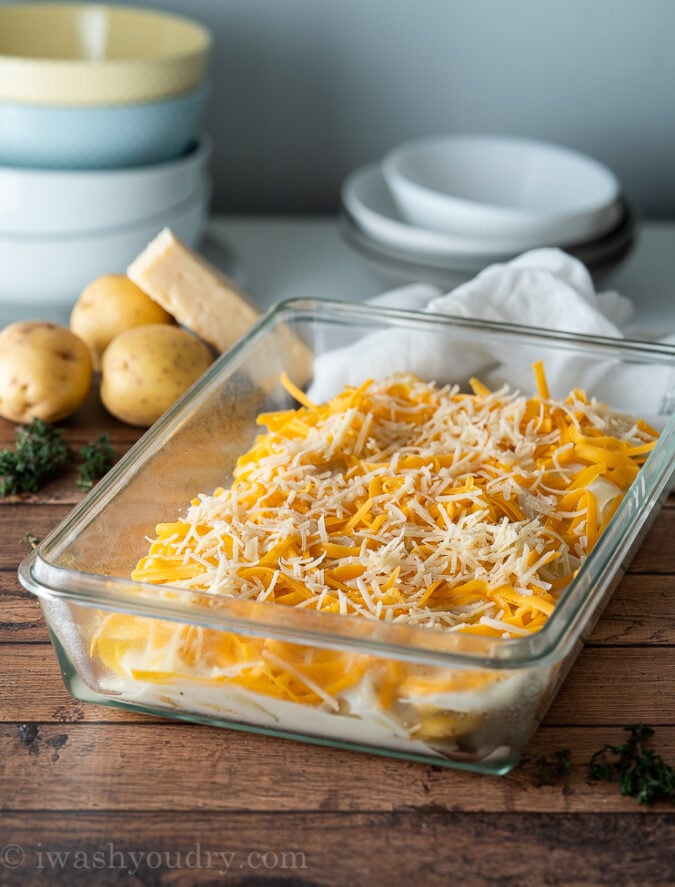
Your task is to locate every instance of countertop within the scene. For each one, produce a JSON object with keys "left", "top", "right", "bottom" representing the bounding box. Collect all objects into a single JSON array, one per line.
[
  {"left": 1, "top": 216, "right": 673, "bottom": 886},
  {"left": 201, "top": 216, "right": 675, "bottom": 337},
  {"left": 3, "top": 215, "right": 675, "bottom": 336}
]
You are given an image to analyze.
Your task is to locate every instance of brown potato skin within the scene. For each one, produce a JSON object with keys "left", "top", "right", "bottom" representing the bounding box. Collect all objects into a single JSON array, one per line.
[
  {"left": 0, "top": 321, "right": 93, "bottom": 423},
  {"left": 100, "top": 324, "right": 213, "bottom": 427}
]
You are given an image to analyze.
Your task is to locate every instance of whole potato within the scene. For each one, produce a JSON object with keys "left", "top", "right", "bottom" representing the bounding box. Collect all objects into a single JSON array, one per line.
[
  {"left": 0, "top": 321, "right": 93, "bottom": 423},
  {"left": 70, "top": 274, "right": 174, "bottom": 369},
  {"left": 100, "top": 324, "right": 213, "bottom": 427}
]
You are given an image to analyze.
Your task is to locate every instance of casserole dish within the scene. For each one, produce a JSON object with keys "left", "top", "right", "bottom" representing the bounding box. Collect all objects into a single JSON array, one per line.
[{"left": 19, "top": 299, "right": 675, "bottom": 774}]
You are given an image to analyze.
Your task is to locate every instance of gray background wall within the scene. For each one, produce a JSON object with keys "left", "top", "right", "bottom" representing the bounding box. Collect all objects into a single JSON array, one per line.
[{"left": 7, "top": 0, "right": 675, "bottom": 218}]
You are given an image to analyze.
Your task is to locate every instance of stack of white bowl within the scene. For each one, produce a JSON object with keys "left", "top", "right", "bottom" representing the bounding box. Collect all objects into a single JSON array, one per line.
[
  {"left": 340, "top": 134, "right": 633, "bottom": 289},
  {"left": 0, "top": 3, "right": 213, "bottom": 313}
]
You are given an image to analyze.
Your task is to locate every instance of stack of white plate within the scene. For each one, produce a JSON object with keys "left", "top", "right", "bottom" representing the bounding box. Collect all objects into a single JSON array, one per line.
[{"left": 339, "top": 134, "right": 633, "bottom": 289}]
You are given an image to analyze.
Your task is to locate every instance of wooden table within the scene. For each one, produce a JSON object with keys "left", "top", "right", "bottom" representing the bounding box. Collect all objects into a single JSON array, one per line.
[{"left": 1, "top": 396, "right": 673, "bottom": 887}]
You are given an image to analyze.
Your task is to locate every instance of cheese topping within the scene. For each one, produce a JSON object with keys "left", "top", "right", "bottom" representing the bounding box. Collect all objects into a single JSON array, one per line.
[
  {"left": 91, "top": 365, "right": 658, "bottom": 728},
  {"left": 128, "top": 366, "right": 657, "bottom": 636}
]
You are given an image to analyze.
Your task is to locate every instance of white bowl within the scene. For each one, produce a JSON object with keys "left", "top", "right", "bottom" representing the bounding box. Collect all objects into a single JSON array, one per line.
[
  {"left": 382, "top": 134, "right": 621, "bottom": 242},
  {"left": 0, "top": 177, "right": 211, "bottom": 308},
  {"left": 0, "top": 135, "right": 211, "bottom": 236},
  {"left": 342, "top": 163, "right": 624, "bottom": 261}
]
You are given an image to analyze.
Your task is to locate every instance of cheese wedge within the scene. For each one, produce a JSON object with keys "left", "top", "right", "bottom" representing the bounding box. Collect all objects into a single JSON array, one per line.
[{"left": 127, "top": 227, "right": 260, "bottom": 354}]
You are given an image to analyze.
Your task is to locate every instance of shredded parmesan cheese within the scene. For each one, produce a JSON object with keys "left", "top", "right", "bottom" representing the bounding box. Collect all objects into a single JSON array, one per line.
[{"left": 92, "top": 367, "right": 658, "bottom": 726}]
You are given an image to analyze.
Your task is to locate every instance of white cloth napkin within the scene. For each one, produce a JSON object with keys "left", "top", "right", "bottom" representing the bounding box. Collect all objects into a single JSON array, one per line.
[{"left": 309, "top": 249, "right": 674, "bottom": 426}]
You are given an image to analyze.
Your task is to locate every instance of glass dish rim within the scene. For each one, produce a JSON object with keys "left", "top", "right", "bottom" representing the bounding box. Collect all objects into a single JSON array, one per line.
[{"left": 19, "top": 297, "right": 675, "bottom": 672}]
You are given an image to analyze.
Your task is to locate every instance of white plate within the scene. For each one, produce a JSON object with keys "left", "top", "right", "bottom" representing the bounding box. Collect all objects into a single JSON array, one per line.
[
  {"left": 339, "top": 216, "right": 478, "bottom": 289},
  {"left": 339, "top": 210, "right": 634, "bottom": 291},
  {"left": 341, "top": 163, "right": 624, "bottom": 261}
]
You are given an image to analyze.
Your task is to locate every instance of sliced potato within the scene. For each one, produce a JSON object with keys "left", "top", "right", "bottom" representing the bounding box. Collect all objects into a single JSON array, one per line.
[{"left": 0, "top": 321, "right": 93, "bottom": 423}]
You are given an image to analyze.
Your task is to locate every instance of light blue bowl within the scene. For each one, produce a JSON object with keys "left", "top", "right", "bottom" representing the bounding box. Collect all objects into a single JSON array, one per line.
[{"left": 0, "top": 81, "right": 210, "bottom": 170}]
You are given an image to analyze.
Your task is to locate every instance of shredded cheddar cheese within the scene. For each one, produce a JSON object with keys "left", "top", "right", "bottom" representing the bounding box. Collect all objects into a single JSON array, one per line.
[
  {"left": 92, "top": 367, "right": 658, "bottom": 721},
  {"left": 128, "top": 370, "right": 657, "bottom": 633}
]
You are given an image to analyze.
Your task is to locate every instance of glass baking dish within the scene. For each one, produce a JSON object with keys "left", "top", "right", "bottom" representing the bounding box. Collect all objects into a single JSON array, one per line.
[{"left": 19, "top": 298, "right": 675, "bottom": 775}]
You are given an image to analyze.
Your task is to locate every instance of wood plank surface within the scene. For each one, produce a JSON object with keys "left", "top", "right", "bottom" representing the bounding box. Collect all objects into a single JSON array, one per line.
[
  {"left": 1, "top": 811, "right": 672, "bottom": 887},
  {"left": 1, "top": 721, "right": 674, "bottom": 814},
  {"left": 1, "top": 400, "right": 673, "bottom": 886}
]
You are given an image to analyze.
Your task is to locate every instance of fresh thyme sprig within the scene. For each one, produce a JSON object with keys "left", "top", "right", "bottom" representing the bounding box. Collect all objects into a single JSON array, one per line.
[
  {"left": 0, "top": 419, "right": 73, "bottom": 495},
  {"left": 76, "top": 434, "right": 116, "bottom": 491},
  {"left": 590, "top": 724, "right": 675, "bottom": 806},
  {"left": 0, "top": 421, "right": 117, "bottom": 495},
  {"left": 523, "top": 726, "right": 673, "bottom": 804}
]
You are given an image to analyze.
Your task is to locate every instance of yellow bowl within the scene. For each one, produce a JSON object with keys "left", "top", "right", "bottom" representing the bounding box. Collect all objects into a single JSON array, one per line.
[{"left": 0, "top": 3, "right": 211, "bottom": 106}]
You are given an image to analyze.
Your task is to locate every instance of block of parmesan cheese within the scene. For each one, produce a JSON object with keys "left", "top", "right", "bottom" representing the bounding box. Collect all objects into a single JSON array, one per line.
[{"left": 127, "top": 227, "right": 260, "bottom": 353}]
